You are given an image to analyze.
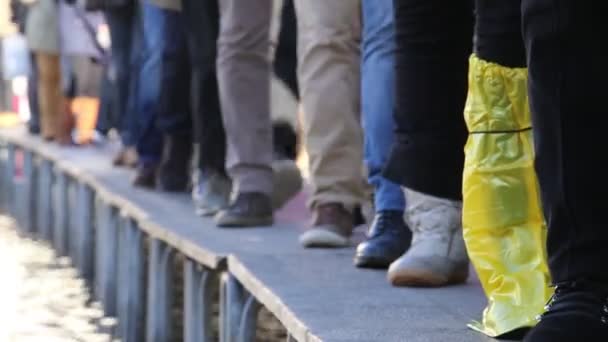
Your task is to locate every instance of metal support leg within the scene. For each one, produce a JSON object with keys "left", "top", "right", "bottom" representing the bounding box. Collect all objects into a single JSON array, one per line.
[
  {"left": 52, "top": 169, "right": 69, "bottom": 254},
  {"left": 75, "top": 182, "right": 94, "bottom": 283},
  {"left": 0, "top": 142, "right": 7, "bottom": 211},
  {"left": 6, "top": 144, "right": 15, "bottom": 216},
  {"left": 220, "top": 273, "right": 246, "bottom": 342},
  {"left": 37, "top": 159, "right": 53, "bottom": 241},
  {"left": 238, "top": 295, "right": 261, "bottom": 342},
  {"left": 117, "top": 216, "right": 146, "bottom": 342},
  {"left": 21, "top": 150, "right": 37, "bottom": 232},
  {"left": 146, "top": 239, "right": 174, "bottom": 342},
  {"left": 184, "top": 260, "right": 216, "bottom": 342},
  {"left": 95, "top": 199, "right": 119, "bottom": 316},
  {"left": 67, "top": 179, "right": 78, "bottom": 261}
]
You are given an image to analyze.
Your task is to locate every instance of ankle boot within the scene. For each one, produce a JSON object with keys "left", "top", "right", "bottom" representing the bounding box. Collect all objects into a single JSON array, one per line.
[
  {"left": 388, "top": 188, "right": 469, "bottom": 287},
  {"left": 354, "top": 211, "right": 411, "bottom": 268},
  {"left": 524, "top": 282, "right": 608, "bottom": 342}
]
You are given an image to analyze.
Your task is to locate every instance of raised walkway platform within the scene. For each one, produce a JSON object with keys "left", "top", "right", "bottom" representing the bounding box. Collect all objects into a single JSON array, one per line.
[{"left": 0, "top": 127, "right": 495, "bottom": 342}]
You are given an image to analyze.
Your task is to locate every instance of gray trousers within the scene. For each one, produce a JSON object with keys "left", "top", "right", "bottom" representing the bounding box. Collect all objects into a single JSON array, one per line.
[{"left": 217, "top": 0, "right": 274, "bottom": 195}]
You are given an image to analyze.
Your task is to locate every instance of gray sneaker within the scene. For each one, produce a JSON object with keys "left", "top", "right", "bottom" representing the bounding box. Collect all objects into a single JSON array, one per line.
[
  {"left": 387, "top": 188, "right": 469, "bottom": 287},
  {"left": 193, "top": 171, "right": 232, "bottom": 217}
]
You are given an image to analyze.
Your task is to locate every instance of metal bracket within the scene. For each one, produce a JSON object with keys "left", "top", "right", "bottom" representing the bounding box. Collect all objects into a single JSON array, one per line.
[
  {"left": 117, "top": 216, "right": 146, "bottom": 342},
  {"left": 0, "top": 141, "right": 7, "bottom": 210},
  {"left": 52, "top": 169, "right": 69, "bottom": 255},
  {"left": 19, "top": 150, "right": 37, "bottom": 232},
  {"left": 220, "top": 273, "right": 261, "bottom": 342},
  {"left": 75, "top": 182, "right": 95, "bottom": 283},
  {"left": 184, "top": 260, "right": 217, "bottom": 342},
  {"left": 6, "top": 144, "right": 16, "bottom": 216},
  {"left": 36, "top": 159, "right": 53, "bottom": 241},
  {"left": 146, "top": 239, "right": 175, "bottom": 342},
  {"left": 94, "top": 198, "right": 119, "bottom": 316}
]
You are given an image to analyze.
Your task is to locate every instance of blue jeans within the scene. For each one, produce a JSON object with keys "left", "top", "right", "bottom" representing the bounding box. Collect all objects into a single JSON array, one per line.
[
  {"left": 105, "top": 6, "right": 139, "bottom": 146},
  {"left": 361, "top": 0, "right": 405, "bottom": 212},
  {"left": 134, "top": 3, "right": 189, "bottom": 165}
]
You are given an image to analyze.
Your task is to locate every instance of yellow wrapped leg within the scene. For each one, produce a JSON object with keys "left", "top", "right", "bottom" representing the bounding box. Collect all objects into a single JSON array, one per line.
[{"left": 463, "top": 55, "right": 553, "bottom": 337}]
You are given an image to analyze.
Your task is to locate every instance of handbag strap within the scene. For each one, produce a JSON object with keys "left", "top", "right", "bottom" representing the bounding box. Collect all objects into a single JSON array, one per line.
[{"left": 71, "top": 4, "right": 109, "bottom": 64}]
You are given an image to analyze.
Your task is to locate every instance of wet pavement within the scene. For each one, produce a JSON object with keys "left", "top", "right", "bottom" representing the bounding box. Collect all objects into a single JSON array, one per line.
[{"left": 0, "top": 215, "right": 117, "bottom": 342}]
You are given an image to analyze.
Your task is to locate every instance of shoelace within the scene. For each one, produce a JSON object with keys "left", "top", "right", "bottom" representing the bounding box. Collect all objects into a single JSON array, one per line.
[{"left": 368, "top": 212, "right": 402, "bottom": 238}]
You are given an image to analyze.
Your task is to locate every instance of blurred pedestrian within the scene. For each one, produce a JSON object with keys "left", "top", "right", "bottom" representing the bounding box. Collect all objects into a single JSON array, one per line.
[
  {"left": 95, "top": 0, "right": 140, "bottom": 166},
  {"left": 213, "top": 0, "right": 303, "bottom": 228},
  {"left": 25, "top": 0, "right": 61, "bottom": 140},
  {"left": 58, "top": 0, "right": 106, "bottom": 144},
  {"left": 295, "top": 0, "right": 367, "bottom": 248},
  {"left": 522, "top": 1, "right": 608, "bottom": 340},
  {"left": 354, "top": 0, "right": 412, "bottom": 268},
  {"left": 130, "top": 0, "right": 186, "bottom": 189}
]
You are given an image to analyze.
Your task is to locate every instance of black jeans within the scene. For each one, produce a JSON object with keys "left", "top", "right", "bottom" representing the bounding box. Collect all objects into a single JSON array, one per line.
[
  {"left": 274, "top": 0, "right": 299, "bottom": 100},
  {"left": 523, "top": 0, "right": 608, "bottom": 285},
  {"left": 181, "top": 0, "right": 227, "bottom": 175},
  {"left": 28, "top": 52, "right": 41, "bottom": 134},
  {"left": 385, "top": 0, "right": 524, "bottom": 200}
]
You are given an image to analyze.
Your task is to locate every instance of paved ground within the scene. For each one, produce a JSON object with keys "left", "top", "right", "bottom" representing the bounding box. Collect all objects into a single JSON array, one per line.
[{"left": 0, "top": 215, "right": 117, "bottom": 342}]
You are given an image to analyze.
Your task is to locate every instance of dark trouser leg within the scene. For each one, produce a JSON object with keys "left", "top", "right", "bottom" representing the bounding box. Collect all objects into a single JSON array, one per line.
[
  {"left": 384, "top": 0, "right": 473, "bottom": 200},
  {"left": 105, "top": 6, "right": 136, "bottom": 146},
  {"left": 28, "top": 52, "right": 41, "bottom": 134},
  {"left": 182, "top": 0, "right": 227, "bottom": 176},
  {"left": 154, "top": 8, "right": 191, "bottom": 138},
  {"left": 523, "top": 0, "right": 608, "bottom": 285},
  {"left": 96, "top": 66, "right": 114, "bottom": 135},
  {"left": 522, "top": 2, "right": 608, "bottom": 341},
  {"left": 273, "top": 0, "right": 299, "bottom": 100},
  {"left": 135, "top": 3, "right": 191, "bottom": 166},
  {"left": 474, "top": 0, "right": 525, "bottom": 68}
]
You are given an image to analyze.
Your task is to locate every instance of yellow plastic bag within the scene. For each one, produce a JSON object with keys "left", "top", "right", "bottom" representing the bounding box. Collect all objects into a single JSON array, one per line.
[{"left": 462, "top": 55, "right": 553, "bottom": 337}]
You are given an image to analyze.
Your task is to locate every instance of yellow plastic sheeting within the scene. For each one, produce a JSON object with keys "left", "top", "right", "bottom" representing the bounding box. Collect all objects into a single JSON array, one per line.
[{"left": 462, "top": 55, "right": 552, "bottom": 337}]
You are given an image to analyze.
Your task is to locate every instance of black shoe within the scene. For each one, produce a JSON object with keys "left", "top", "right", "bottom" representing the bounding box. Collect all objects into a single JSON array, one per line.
[
  {"left": 354, "top": 210, "right": 411, "bottom": 269},
  {"left": 132, "top": 163, "right": 158, "bottom": 189},
  {"left": 214, "top": 192, "right": 273, "bottom": 228},
  {"left": 524, "top": 281, "right": 608, "bottom": 342},
  {"left": 158, "top": 134, "right": 192, "bottom": 192}
]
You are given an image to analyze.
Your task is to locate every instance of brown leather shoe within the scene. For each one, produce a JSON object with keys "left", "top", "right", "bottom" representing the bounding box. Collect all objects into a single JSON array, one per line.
[{"left": 299, "top": 203, "right": 354, "bottom": 248}]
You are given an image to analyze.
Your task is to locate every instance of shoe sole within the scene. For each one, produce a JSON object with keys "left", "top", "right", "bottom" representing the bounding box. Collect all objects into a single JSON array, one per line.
[
  {"left": 299, "top": 229, "right": 350, "bottom": 248},
  {"left": 388, "top": 269, "right": 468, "bottom": 287},
  {"left": 215, "top": 216, "right": 274, "bottom": 228},
  {"left": 353, "top": 255, "right": 393, "bottom": 269},
  {"left": 195, "top": 207, "right": 220, "bottom": 217}
]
